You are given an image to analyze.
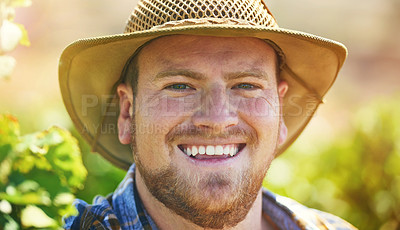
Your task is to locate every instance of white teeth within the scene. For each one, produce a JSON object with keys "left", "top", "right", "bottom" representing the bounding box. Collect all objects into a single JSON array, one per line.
[
  {"left": 183, "top": 144, "right": 241, "bottom": 157},
  {"left": 192, "top": 146, "right": 198, "bottom": 156},
  {"left": 215, "top": 145, "right": 223, "bottom": 155},
  {"left": 199, "top": 146, "right": 206, "bottom": 155},
  {"left": 206, "top": 146, "right": 215, "bottom": 155},
  {"left": 223, "top": 146, "right": 230, "bottom": 155},
  {"left": 229, "top": 146, "right": 235, "bottom": 156}
]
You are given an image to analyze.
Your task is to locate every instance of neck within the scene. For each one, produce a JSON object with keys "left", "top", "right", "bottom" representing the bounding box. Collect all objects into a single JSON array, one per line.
[{"left": 135, "top": 169, "right": 272, "bottom": 230}]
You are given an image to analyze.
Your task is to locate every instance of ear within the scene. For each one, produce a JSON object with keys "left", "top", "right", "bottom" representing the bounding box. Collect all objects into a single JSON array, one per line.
[
  {"left": 117, "top": 83, "right": 134, "bottom": 144},
  {"left": 277, "top": 81, "right": 289, "bottom": 145}
]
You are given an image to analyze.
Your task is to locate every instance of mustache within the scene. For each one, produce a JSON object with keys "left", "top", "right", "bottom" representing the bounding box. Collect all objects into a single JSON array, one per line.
[{"left": 166, "top": 125, "right": 258, "bottom": 145}]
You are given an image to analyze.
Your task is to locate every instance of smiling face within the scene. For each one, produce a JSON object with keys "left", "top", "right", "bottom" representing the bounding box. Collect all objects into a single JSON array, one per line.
[{"left": 118, "top": 35, "right": 288, "bottom": 229}]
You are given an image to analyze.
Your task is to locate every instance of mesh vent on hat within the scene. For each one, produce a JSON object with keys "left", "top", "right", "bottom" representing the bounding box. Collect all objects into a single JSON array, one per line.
[{"left": 125, "top": 0, "right": 278, "bottom": 33}]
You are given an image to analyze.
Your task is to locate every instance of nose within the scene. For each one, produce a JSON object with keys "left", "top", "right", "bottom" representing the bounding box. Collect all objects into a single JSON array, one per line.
[{"left": 192, "top": 85, "right": 238, "bottom": 133}]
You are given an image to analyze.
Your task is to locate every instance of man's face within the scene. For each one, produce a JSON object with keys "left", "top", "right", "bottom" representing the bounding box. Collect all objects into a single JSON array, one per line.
[{"left": 119, "top": 35, "right": 288, "bottom": 228}]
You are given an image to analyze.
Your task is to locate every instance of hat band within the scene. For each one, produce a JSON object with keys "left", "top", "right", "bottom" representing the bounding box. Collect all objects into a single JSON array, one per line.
[{"left": 150, "top": 17, "right": 279, "bottom": 30}]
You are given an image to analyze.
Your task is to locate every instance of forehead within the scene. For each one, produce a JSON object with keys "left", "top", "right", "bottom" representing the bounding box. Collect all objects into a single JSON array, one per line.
[{"left": 136, "top": 35, "right": 278, "bottom": 77}]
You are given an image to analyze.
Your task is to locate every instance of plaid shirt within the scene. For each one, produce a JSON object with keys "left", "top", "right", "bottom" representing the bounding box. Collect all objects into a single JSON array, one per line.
[{"left": 64, "top": 164, "right": 357, "bottom": 230}]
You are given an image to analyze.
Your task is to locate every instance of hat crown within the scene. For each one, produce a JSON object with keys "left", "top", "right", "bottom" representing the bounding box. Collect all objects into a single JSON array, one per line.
[{"left": 125, "top": 0, "right": 278, "bottom": 33}]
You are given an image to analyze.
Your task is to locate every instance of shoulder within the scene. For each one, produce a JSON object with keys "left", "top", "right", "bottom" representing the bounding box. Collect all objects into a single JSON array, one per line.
[
  {"left": 311, "top": 209, "right": 358, "bottom": 230},
  {"left": 64, "top": 195, "right": 120, "bottom": 230},
  {"left": 262, "top": 189, "right": 358, "bottom": 230},
  {"left": 64, "top": 164, "right": 155, "bottom": 230}
]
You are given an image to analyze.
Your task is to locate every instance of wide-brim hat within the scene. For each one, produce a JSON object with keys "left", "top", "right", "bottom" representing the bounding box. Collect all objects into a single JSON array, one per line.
[{"left": 59, "top": 0, "right": 347, "bottom": 170}]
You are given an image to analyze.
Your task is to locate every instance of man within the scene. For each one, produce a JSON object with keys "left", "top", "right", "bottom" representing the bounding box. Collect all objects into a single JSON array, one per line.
[{"left": 60, "top": 0, "right": 356, "bottom": 229}]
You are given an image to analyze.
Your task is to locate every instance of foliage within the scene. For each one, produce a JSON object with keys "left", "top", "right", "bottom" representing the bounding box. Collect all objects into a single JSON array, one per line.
[
  {"left": 0, "top": 2, "right": 90, "bottom": 228},
  {"left": 265, "top": 97, "right": 400, "bottom": 230},
  {"left": 70, "top": 128, "right": 125, "bottom": 203},
  {"left": 0, "top": 114, "right": 87, "bottom": 229},
  {"left": 0, "top": 0, "right": 31, "bottom": 79}
]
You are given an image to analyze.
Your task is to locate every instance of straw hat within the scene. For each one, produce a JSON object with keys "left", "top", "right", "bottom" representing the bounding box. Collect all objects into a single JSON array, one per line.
[{"left": 59, "top": 0, "right": 347, "bottom": 170}]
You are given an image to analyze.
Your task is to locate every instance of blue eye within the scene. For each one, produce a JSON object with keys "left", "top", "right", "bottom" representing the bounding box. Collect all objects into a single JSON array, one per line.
[
  {"left": 166, "top": 84, "right": 192, "bottom": 90},
  {"left": 235, "top": 83, "right": 255, "bottom": 89}
]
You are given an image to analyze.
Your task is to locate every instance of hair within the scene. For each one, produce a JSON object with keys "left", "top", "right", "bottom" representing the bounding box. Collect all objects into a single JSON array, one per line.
[{"left": 121, "top": 47, "right": 141, "bottom": 98}]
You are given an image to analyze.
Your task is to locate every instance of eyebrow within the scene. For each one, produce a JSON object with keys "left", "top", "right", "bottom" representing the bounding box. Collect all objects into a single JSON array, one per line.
[
  {"left": 224, "top": 70, "right": 270, "bottom": 81},
  {"left": 152, "top": 69, "right": 271, "bottom": 82},
  {"left": 153, "top": 70, "right": 205, "bottom": 82}
]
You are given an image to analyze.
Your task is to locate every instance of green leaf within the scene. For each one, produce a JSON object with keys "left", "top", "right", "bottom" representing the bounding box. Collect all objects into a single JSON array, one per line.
[
  {"left": 24, "top": 168, "right": 66, "bottom": 199},
  {"left": 21, "top": 205, "right": 57, "bottom": 228},
  {"left": 0, "top": 189, "right": 50, "bottom": 206},
  {"left": 40, "top": 127, "right": 87, "bottom": 190},
  {"left": 0, "top": 114, "right": 87, "bottom": 228},
  {"left": 0, "top": 114, "right": 20, "bottom": 145},
  {"left": 0, "top": 114, "right": 20, "bottom": 169},
  {"left": 0, "top": 144, "right": 12, "bottom": 162},
  {"left": 0, "top": 214, "right": 20, "bottom": 230}
]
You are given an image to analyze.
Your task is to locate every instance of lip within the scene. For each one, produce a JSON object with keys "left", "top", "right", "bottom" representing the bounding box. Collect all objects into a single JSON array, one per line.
[{"left": 176, "top": 137, "right": 248, "bottom": 146}]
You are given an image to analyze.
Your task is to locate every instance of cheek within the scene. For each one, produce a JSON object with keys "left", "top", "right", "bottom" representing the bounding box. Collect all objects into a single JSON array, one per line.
[
  {"left": 238, "top": 96, "right": 280, "bottom": 167},
  {"left": 153, "top": 96, "right": 182, "bottom": 117},
  {"left": 134, "top": 94, "right": 199, "bottom": 168},
  {"left": 157, "top": 96, "right": 199, "bottom": 120},
  {"left": 233, "top": 95, "right": 280, "bottom": 142},
  {"left": 136, "top": 95, "right": 195, "bottom": 131},
  {"left": 234, "top": 95, "right": 279, "bottom": 122},
  {"left": 133, "top": 96, "right": 171, "bottom": 169}
]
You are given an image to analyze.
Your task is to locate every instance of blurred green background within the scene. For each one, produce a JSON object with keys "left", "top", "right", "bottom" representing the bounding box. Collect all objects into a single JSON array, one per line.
[{"left": 1, "top": 0, "right": 399, "bottom": 229}]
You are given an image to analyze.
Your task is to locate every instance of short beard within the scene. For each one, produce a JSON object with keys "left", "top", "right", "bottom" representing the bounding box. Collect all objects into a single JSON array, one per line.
[{"left": 135, "top": 157, "right": 268, "bottom": 229}]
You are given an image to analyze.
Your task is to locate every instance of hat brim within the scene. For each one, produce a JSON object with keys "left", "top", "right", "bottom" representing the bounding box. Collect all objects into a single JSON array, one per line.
[{"left": 59, "top": 24, "right": 347, "bottom": 170}]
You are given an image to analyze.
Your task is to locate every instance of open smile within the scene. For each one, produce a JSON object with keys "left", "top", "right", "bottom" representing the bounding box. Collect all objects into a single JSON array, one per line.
[{"left": 178, "top": 144, "right": 246, "bottom": 159}]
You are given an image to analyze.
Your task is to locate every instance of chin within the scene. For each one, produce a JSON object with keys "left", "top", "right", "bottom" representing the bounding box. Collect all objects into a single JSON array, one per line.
[{"left": 137, "top": 157, "right": 267, "bottom": 229}]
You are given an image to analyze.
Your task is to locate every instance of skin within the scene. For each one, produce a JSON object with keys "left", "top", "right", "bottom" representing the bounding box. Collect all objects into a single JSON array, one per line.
[{"left": 117, "top": 35, "right": 288, "bottom": 230}]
